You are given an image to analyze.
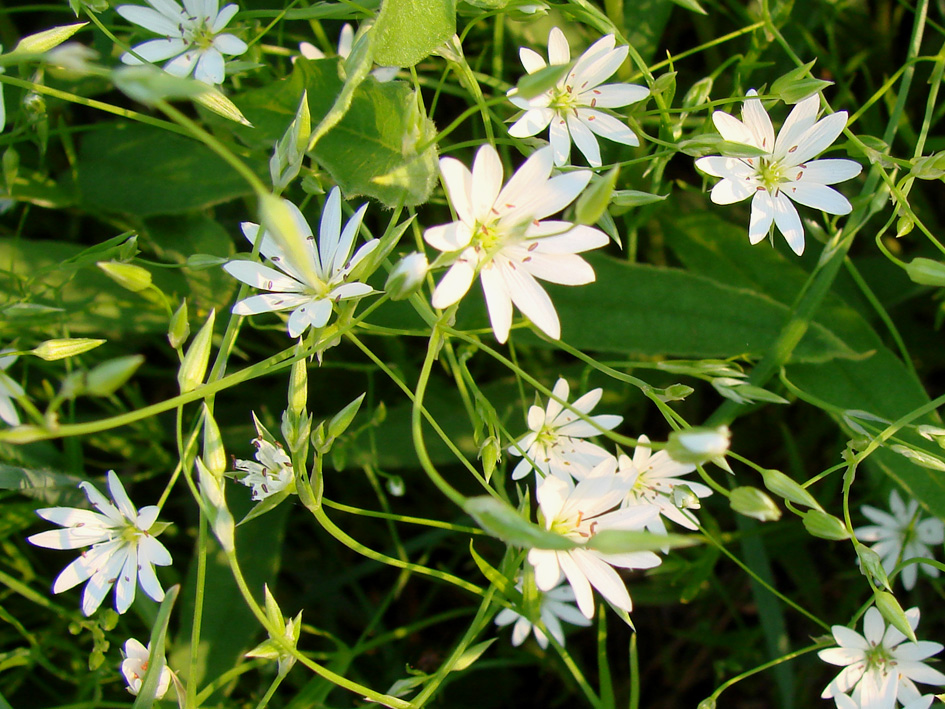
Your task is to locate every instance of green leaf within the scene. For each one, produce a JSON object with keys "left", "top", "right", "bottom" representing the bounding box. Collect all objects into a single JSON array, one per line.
[
  {"left": 77, "top": 123, "right": 255, "bottom": 216},
  {"left": 904, "top": 257, "right": 945, "bottom": 286},
  {"left": 1, "top": 464, "right": 85, "bottom": 506},
  {"left": 584, "top": 530, "right": 701, "bottom": 553},
  {"left": 548, "top": 254, "right": 862, "bottom": 362},
  {"left": 373, "top": 0, "right": 456, "bottom": 67},
  {"left": 463, "top": 496, "right": 577, "bottom": 550},
  {"left": 132, "top": 585, "right": 178, "bottom": 709},
  {"left": 514, "top": 63, "right": 569, "bottom": 100}
]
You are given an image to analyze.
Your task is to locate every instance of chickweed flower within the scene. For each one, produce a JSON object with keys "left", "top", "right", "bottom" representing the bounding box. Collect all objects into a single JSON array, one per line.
[
  {"left": 528, "top": 469, "right": 661, "bottom": 619},
  {"left": 224, "top": 188, "right": 379, "bottom": 338},
  {"left": 854, "top": 490, "right": 944, "bottom": 591},
  {"left": 508, "top": 377, "right": 621, "bottom": 481},
  {"left": 424, "top": 144, "right": 608, "bottom": 343},
  {"left": 494, "top": 579, "right": 591, "bottom": 649},
  {"left": 117, "top": 0, "right": 248, "bottom": 85},
  {"left": 233, "top": 436, "right": 295, "bottom": 501},
  {"left": 508, "top": 27, "right": 648, "bottom": 167},
  {"left": 28, "top": 471, "right": 172, "bottom": 616},
  {"left": 819, "top": 606, "right": 945, "bottom": 708},
  {"left": 695, "top": 90, "right": 861, "bottom": 255},
  {"left": 121, "top": 638, "right": 173, "bottom": 699}
]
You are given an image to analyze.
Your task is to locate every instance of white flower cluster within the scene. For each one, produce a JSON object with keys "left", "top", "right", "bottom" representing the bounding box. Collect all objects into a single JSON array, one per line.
[{"left": 495, "top": 378, "right": 720, "bottom": 646}]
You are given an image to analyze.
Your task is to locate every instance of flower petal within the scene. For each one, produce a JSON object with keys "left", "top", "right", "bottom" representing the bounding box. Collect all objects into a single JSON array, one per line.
[
  {"left": 578, "top": 109, "right": 639, "bottom": 147},
  {"left": 431, "top": 254, "right": 477, "bottom": 309},
  {"left": 481, "top": 262, "right": 514, "bottom": 343},
  {"left": 439, "top": 157, "right": 474, "bottom": 225},
  {"left": 748, "top": 191, "right": 775, "bottom": 244},
  {"left": 519, "top": 46, "right": 546, "bottom": 74},
  {"left": 783, "top": 182, "right": 852, "bottom": 215},
  {"left": 772, "top": 191, "right": 805, "bottom": 255},
  {"left": 567, "top": 115, "right": 601, "bottom": 167},
  {"left": 508, "top": 108, "right": 554, "bottom": 138},
  {"left": 547, "top": 27, "right": 570, "bottom": 66}
]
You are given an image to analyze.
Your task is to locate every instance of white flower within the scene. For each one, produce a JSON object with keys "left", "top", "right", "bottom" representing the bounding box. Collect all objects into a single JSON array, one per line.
[
  {"left": 121, "top": 638, "right": 173, "bottom": 699},
  {"left": 117, "top": 0, "right": 248, "bottom": 85},
  {"left": 527, "top": 469, "right": 662, "bottom": 619},
  {"left": 494, "top": 579, "right": 591, "bottom": 648},
  {"left": 694, "top": 90, "right": 862, "bottom": 255},
  {"left": 819, "top": 606, "right": 945, "bottom": 709},
  {"left": 27, "top": 471, "right": 172, "bottom": 616},
  {"left": 234, "top": 437, "right": 295, "bottom": 501},
  {"left": 617, "top": 435, "right": 713, "bottom": 533},
  {"left": 385, "top": 251, "right": 428, "bottom": 300},
  {"left": 0, "top": 350, "right": 25, "bottom": 426},
  {"left": 424, "top": 144, "right": 608, "bottom": 343},
  {"left": 854, "top": 490, "right": 944, "bottom": 591},
  {"left": 299, "top": 23, "right": 398, "bottom": 82},
  {"left": 507, "top": 27, "right": 648, "bottom": 167},
  {"left": 224, "top": 188, "right": 379, "bottom": 338},
  {"left": 508, "top": 377, "right": 621, "bottom": 481}
]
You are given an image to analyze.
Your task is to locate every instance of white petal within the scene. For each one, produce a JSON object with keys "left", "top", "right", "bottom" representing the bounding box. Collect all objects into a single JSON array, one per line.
[
  {"left": 332, "top": 203, "right": 369, "bottom": 275},
  {"left": 783, "top": 182, "right": 852, "bottom": 215},
  {"left": 232, "top": 293, "right": 310, "bottom": 315},
  {"left": 508, "top": 108, "right": 554, "bottom": 138},
  {"left": 520, "top": 171, "right": 592, "bottom": 222},
  {"left": 80, "top": 481, "right": 122, "bottom": 525},
  {"left": 567, "top": 115, "right": 601, "bottom": 167},
  {"left": 571, "top": 550, "right": 633, "bottom": 613},
  {"left": 519, "top": 47, "right": 546, "bottom": 74},
  {"left": 773, "top": 93, "right": 820, "bottom": 159},
  {"left": 500, "top": 261, "right": 560, "bottom": 339},
  {"left": 549, "top": 116, "right": 571, "bottom": 166},
  {"left": 511, "top": 616, "right": 532, "bottom": 646},
  {"left": 578, "top": 109, "right": 639, "bottom": 147},
  {"left": 748, "top": 191, "right": 775, "bottom": 244},
  {"left": 695, "top": 156, "right": 755, "bottom": 180},
  {"left": 581, "top": 83, "right": 648, "bottom": 109},
  {"left": 0, "top": 395, "right": 19, "bottom": 426},
  {"left": 139, "top": 534, "right": 173, "bottom": 567},
  {"left": 784, "top": 111, "right": 848, "bottom": 166},
  {"left": 28, "top": 528, "right": 108, "bottom": 550},
  {"left": 496, "top": 147, "right": 554, "bottom": 220},
  {"left": 710, "top": 178, "right": 755, "bottom": 205},
  {"left": 558, "top": 552, "right": 596, "bottom": 619},
  {"left": 163, "top": 50, "right": 198, "bottom": 78},
  {"left": 122, "top": 38, "right": 188, "bottom": 64},
  {"left": 864, "top": 607, "right": 886, "bottom": 644},
  {"left": 772, "top": 191, "right": 805, "bottom": 255},
  {"left": 528, "top": 548, "right": 563, "bottom": 591},
  {"left": 547, "top": 27, "right": 570, "bottom": 65},
  {"left": 796, "top": 158, "right": 863, "bottom": 185},
  {"left": 520, "top": 252, "right": 596, "bottom": 285},
  {"left": 424, "top": 221, "right": 473, "bottom": 253},
  {"left": 318, "top": 187, "right": 342, "bottom": 274},
  {"left": 213, "top": 33, "right": 247, "bottom": 57},
  {"left": 712, "top": 111, "right": 756, "bottom": 147},
  {"left": 288, "top": 300, "right": 331, "bottom": 337},
  {"left": 741, "top": 90, "right": 776, "bottom": 152},
  {"left": 471, "top": 145, "right": 504, "bottom": 219},
  {"left": 431, "top": 255, "right": 477, "bottom": 308},
  {"left": 117, "top": 6, "right": 181, "bottom": 35},
  {"left": 439, "top": 157, "right": 475, "bottom": 225},
  {"left": 114, "top": 545, "right": 138, "bottom": 614},
  {"left": 480, "top": 263, "right": 514, "bottom": 343},
  {"left": 211, "top": 3, "right": 239, "bottom": 32},
  {"left": 224, "top": 261, "right": 305, "bottom": 292},
  {"left": 525, "top": 222, "right": 609, "bottom": 251}
]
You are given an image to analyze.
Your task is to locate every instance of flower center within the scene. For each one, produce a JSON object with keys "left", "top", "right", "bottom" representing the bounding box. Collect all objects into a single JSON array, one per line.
[
  {"left": 120, "top": 524, "right": 144, "bottom": 544},
  {"left": 189, "top": 20, "right": 217, "bottom": 50},
  {"left": 863, "top": 642, "right": 894, "bottom": 674},
  {"left": 757, "top": 158, "right": 786, "bottom": 193},
  {"left": 549, "top": 84, "right": 578, "bottom": 114}
]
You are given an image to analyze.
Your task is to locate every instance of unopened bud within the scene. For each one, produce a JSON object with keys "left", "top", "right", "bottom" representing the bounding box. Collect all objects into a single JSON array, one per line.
[
  {"left": 32, "top": 338, "right": 104, "bottom": 361},
  {"left": 668, "top": 426, "right": 731, "bottom": 471},
  {"left": 97, "top": 261, "right": 152, "bottom": 292},
  {"left": 802, "top": 510, "right": 849, "bottom": 540},
  {"left": 86, "top": 355, "right": 144, "bottom": 396},
  {"left": 761, "top": 468, "right": 823, "bottom": 510},
  {"left": 384, "top": 252, "right": 428, "bottom": 300},
  {"left": 730, "top": 486, "right": 781, "bottom": 522},
  {"left": 178, "top": 310, "right": 215, "bottom": 393},
  {"left": 168, "top": 300, "right": 190, "bottom": 350},
  {"left": 874, "top": 591, "right": 916, "bottom": 642},
  {"left": 856, "top": 544, "right": 891, "bottom": 590}
]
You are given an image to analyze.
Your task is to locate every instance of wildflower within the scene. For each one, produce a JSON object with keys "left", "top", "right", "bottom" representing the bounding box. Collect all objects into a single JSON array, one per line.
[
  {"left": 385, "top": 252, "right": 428, "bottom": 300},
  {"left": 0, "top": 350, "right": 25, "bottom": 426},
  {"left": 424, "top": 144, "right": 608, "bottom": 343},
  {"left": 494, "top": 579, "right": 591, "bottom": 648},
  {"left": 233, "top": 437, "right": 295, "bottom": 501},
  {"left": 121, "top": 638, "right": 173, "bottom": 699},
  {"left": 117, "top": 0, "right": 248, "bottom": 85},
  {"left": 617, "top": 435, "right": 713, "bottom": 533},
  {"left": 27, "top": 471, "right": 172, "bottom": 616},
  {"left": 819, "top": 606, "right": 945, "bottom": 708},
  {"left": 527, "top": 468, "right": 662, "bottom": 619},
  {"left": 694, "top": 90, "right": 861, "bottom": 255},
  {"left": 854, "top": 490, "right": 944, "bottom": 591},
  {"left": 508, "top": 377, "right": 621, "bottom": 481},
  {"left": 224, "top": 188, "right": 379, "bottom": 338},
  {"left": 299, "top": 23, "right": 397, "bottom": 82},
  {"left": 507, "top": 27, "right": 648, "bottom": 167}
]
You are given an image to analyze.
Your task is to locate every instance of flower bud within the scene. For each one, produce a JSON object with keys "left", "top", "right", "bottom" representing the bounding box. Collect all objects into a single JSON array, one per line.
[
  {"left": 12, "top": 22, "right": 87, "bottom": 55},
  {"left": 202, "top": 405, "right": 226, "bottom": 477},
  {"left": 874, "top": 591, "right": 916, "bottom": 643},
  {"left": 32, "top": 338, "right": 104, "bottom": 361},
  {"left": 196, "top": 458, "right": 234, "bottom": 551},
  {"left": 730, "top": 486, "right": 781, "bottom": 522},
  {"left": 384, "top": 252, "right": 428, "bottom": 300},
  {"left": 802, "top": 510, "right": 849, "bottom": 540},
  {"left": 668, "top": 425, "right": 732, "bottom": 471},
  {"left": 178, "top": 310, "right": 215, "bottom": 393},
  {"left": 760, "top": 468, "right": 823, "bottom": 510},
  {"left": 86, "top": 355, "right": 144, "bottom": 396},
  {"left": 97, "top": 261, "right": 152, "bottom": 292},
  {"left": 168, "top": 300, "right": 190, "bottom": 350},
  {"left": 856, "top": 544, "right": 891, "bottom": 590}
]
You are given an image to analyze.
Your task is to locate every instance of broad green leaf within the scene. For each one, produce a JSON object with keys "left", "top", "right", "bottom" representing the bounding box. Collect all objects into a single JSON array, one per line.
[
  {"left": 1, "top": 464, "right": 85, "bottom": 506},
  {"left": 373, "top": 0, "right": 456, "bottom": 67},
  {"left": 226, "top": 59, "right": 437, "bottom": 207},
  {"left": 548, "top": 254, "right": 861, "bottom": 361},
  {"left": 77, "top": 123, "right": 256, "bottom": 216}
]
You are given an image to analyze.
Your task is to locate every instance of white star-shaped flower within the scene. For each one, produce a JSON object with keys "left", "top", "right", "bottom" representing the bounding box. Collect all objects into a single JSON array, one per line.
[
  {"left": 121, "top": 638, "right": 173, "bottom": 699},
  {"left": 854, "top": 489, "right": 944, "bottom": 591},
  {"left": 27, "top": 471, "right": 172, "bottom": 616},
  {"left": 508, "top": 377, "right": 621, "bottom": 481},
  {"left": 117, "top": 0, "right": 248, "bottom": 85},
  {"left": 224, "top": 188, "right": 379, "bottom": 338},
  {"left": 819, "top": 606, "right": 945, "bottom": 709},
  {"left": 0, "top": 350, "right": 25, "bottom": 426},
  {"left": 424, "top": 144, "right": 609, "bottom": 343},
  {"left": 527, "top": 468, "right": 662, "bottom": 619},
  {"left": 507, "top": 27, "right": 648, "bottom": 167},
  {"left": 494, "top": 579, "right": 591, "bottom": 649},
  {"left": 694, "top": 90, "right": 862, "bottom": 255},
  {"left": 233, "top": 437, "right": 295, "bottom": 501},
  {"left": 616, "top": 435, "right": 713, "bottom": 534}
]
